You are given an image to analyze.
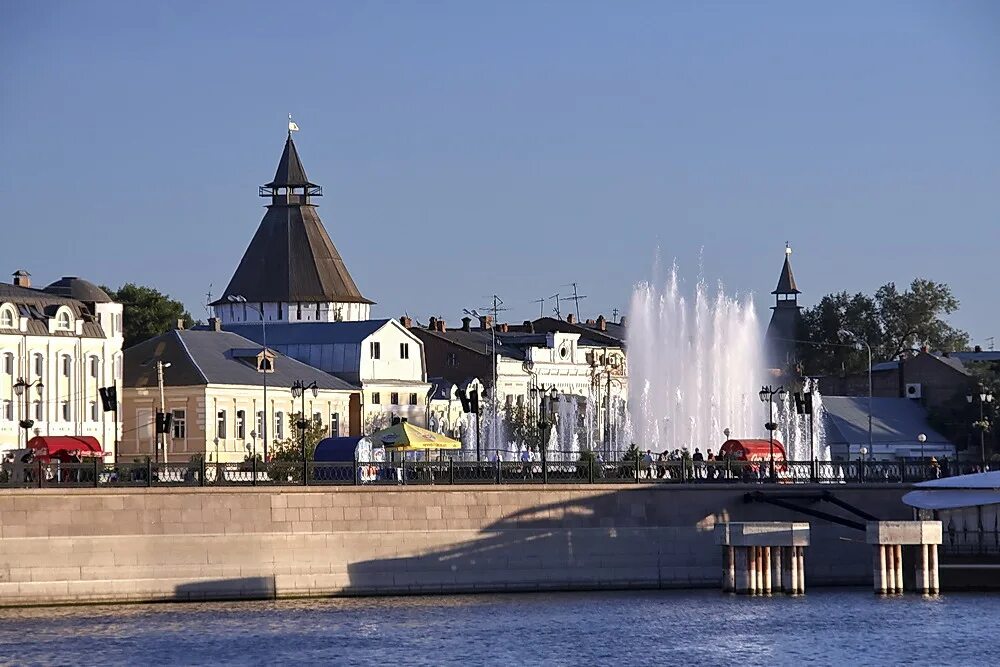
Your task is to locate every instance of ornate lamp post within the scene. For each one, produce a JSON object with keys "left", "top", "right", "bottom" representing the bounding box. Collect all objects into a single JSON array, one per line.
[
  {"left": 759, "top": 385, "right": 786, "bottom": 481},
  {"left": 917, "top": 433, "right": 927, "bottom": 463},
  {"left": 966, "top": 386, "right": 994, "bottom": 466},
  {"left": 290, "top": 380, "right": 319, "bottom": 461},
  {"left": 13, "top": 378, "right": 44, "bottom": 449}
]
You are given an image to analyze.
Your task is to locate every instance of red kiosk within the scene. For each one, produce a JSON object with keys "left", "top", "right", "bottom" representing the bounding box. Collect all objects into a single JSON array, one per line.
[
  {"left": 719, "top": 438, "right": 788, "bottom": 473},
  {"left": 27, "top": 436, "right": 106, "bottom": 464}
]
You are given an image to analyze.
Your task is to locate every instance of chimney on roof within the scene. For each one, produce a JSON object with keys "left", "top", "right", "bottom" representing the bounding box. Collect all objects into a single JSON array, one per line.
[
  {"left": 437, "top": 319, "right": 447, "bottom": 333},
  {"left": 208, "top": 317, "right": 222, "bottom": 332},
  {"left": 974, "top": 345, "right": 983, "bottom": 353},
  {"left": 400, "top": 315, "right": 413, "bottom": 328},
  {"left": 566, "top": 313, "right": 576, "bottom": 324},
  {"left": 462, "top": 317, "right": 472, "bottom": 332},
  {"left": 596, "top": 315, "right": 607, "bottom": 331},
  {"left": 176, "top": 319, "right": 186, "bottom": 330},
  {"left": 586, "top": 319, "right": 596, "bottom": 325},
  {"left": 523, "top": 320, "right": 535, "bottom": 334},
  {"left": 428, "top": 316, "right": 438, "bottom": 331},
  {"left": 619, "top": 316, "right": 627, "bottom": 327},
  {"left": 499, "top": 323, "right": 509, "bottom": 333},
  {"left": 479, "top": 315, "right": 493, "bottom": 330},
  {"left": 12, "top": 270, "right": 30, "bottom": 288}
]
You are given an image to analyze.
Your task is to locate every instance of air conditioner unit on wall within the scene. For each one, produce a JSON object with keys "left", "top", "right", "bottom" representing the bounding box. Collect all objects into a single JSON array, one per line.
[{"left": 905, "top": 383, "right": 922, "bottom": 399}]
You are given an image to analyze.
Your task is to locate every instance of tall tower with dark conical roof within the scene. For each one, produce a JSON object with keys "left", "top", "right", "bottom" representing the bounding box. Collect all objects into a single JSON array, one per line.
[
  {"left": 764, "top": 243, "right": 802, "bottom": 372},
  {"left": 213, "top": 131, "right": 373, "bottom": 324}
]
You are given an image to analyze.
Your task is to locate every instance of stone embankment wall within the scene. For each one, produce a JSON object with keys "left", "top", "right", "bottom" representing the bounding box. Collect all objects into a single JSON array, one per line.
[{"left": 0, "top": 485, "right": 911, "bottom": 605}]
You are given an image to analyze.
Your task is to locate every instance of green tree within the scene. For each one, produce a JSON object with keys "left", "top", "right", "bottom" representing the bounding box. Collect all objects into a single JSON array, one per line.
[
  {"left": 799, "top": 278, "right": 969, "bottom": 376},
  {"left": 102, "top": 283, "right": 195, "bottom": 349},
  {"left": 268, "top": 413, "right": 328, "bottom": 481}
]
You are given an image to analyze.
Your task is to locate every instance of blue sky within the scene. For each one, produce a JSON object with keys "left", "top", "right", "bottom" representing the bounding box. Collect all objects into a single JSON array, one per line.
[{"left": 1, "top": 1, "right": 998, "bottom": 344}]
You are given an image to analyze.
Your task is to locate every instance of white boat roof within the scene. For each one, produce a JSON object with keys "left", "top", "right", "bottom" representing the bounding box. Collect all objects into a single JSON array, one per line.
[{"left": 902, "top": 470, "right": 1000, "bottom": 510}]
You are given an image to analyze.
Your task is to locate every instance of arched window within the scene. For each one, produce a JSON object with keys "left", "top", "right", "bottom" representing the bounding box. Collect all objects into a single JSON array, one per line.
[
  {"left": 57, "top": 310, "right": 72, "bottom": 330},
  {"left": 0, "top": 306, "right": 15, "bottom": 329}
]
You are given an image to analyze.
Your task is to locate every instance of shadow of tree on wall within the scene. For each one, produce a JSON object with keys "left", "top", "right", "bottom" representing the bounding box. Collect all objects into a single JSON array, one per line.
[{"left": 342, "top": 486, "right": 901, "bottom": 594}]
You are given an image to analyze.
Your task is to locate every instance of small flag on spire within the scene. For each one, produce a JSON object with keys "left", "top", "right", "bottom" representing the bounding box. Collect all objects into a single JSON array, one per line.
[{"left": 288, "top": 114, "right": 299, "bottom": 132}]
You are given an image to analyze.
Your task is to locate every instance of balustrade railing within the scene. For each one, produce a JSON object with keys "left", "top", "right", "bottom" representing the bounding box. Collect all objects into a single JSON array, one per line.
[{"left": 0, "top": 457, "right": 951, "bottom": 489}]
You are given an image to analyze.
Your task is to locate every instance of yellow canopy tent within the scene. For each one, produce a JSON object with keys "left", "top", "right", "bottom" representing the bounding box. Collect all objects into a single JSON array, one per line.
[{"left": 369, "top": 422, "right": 461, "bottom": 451}]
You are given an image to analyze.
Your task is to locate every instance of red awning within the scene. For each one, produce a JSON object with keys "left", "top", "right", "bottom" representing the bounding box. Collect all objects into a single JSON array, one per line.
[
  {"left": 28, "top": 436, "right": 106, "bottom": 460},
  {"left": 719, "top": 438, "right": 786, "bottom": 462}
]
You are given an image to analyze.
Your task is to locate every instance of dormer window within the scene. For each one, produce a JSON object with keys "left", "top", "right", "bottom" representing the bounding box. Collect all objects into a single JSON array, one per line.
[
  {"left": 56, "top": 310, "right": 72, "bottom": 331},
  {"left": 0, "top": 305, "right": 15, "bottom": 329}
]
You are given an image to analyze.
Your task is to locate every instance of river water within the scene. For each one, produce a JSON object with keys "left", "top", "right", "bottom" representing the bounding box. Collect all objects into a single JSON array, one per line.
[{"left": 0, "top": 590, "right": 995, "bottom": 666}]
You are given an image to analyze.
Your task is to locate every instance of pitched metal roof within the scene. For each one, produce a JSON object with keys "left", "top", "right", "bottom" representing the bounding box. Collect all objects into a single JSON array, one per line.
[
  {"left": 221, "top": 320, "right": 392, "bottom": 346},
  {"left": 0, "top": 282, "right": 107, "bottom": 338},
  {"left": 123, "top": 329, "right": 356, "bottom": 390},
  {"left": 215, "top": 136, "right": 372, "bottom": 306},
  {"left": 772, "top": 256, "right": 800, "bottom": 295},
  {"left": 821, "top": 396, "right": 949, "bottom": 446}
]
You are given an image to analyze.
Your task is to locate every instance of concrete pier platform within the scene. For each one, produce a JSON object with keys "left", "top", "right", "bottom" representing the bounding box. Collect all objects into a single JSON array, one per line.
[
  {"left": 866, "top": 521, "right": 942, "bottom": 595},
  {"left": 716, "top": 522, "right": 810, "bottom": 595}
]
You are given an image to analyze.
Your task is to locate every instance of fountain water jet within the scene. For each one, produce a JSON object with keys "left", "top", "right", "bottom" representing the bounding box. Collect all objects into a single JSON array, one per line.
[{"left": 627, "top": 264, "right": 765, "bottom": 454}]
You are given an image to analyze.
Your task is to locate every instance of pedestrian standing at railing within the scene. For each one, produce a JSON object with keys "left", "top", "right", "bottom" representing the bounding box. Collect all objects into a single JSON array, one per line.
[
  {"left": 706, "top": 449, "right": 716, "bottom": 480},
  {"left": 928, "top": 457, "right": 941, "bottom": 480},
  {"left": 693, "top": 448, "right": 705, "bottom": 480},
  {"left": 641, "top": 450, "right": 654, "bottom": 478}
]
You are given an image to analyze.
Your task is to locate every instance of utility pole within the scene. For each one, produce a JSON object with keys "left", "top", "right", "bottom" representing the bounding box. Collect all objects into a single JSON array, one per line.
[{"left": 156, "top": 361, "right": 167, "bottom": 463}]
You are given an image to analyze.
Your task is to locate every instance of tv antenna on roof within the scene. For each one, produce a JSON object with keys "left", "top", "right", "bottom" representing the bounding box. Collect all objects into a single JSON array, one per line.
[
  {"left": 612, "top": 307, "right": 620, "bottom": 323},
  {"left": 204, "top": 283, "right": 214, "bottom": 319},
  {"left": 549, "top": 294, "right": 561, "bottom": 320},
  {"left": 564, "top": 282, "right": 588, "bottom": 321},
  {"left": 532, "top": 298, "right": 545, "bottom": 319}
]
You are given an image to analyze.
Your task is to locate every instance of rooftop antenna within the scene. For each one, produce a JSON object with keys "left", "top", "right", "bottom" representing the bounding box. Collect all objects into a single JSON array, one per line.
[
  {"left": 204, "top": 283, "right": 214, "bottom": 319},
  {"left": 612, "top": 307, "right": 620, "bottom": 323},
  {"left": 476, "top": 295, "right": 508, "bottom": 325},
  {"left": 564, "top": 282, "right": 588, "bottom": 320},
  {"left": 549, "top": 293, "right": 561, "bottom": 320},
  {"left": 532, "top": 298, "right": 545, "bottom": 318},
  {"left": 987, "top": 337, "right": 996, "bottom": 352}
]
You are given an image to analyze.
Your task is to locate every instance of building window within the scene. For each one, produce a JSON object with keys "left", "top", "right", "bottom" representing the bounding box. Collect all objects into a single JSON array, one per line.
[
  {"left": 446, "top": 353, "right": 458, "bottom": 367},
  {"left": 275, "top": 411, "right": 284, "bottom": 440},
  {"left": 296, "top": 303, "right": 302, "bottom": 320},
  {"left": 370, "top": 342, "right": 381, "bottom": 359},
  {"left": 61, "top": 401, "right": 70, "bottom": 421},
  {"left": 2, "top": 400, "right": 12, "bottom": 421},
  {"left": 371, "top": 392, "right": 381, "bottom": 405},
  {"left": 172, "top": 409, "right": 187, "bottom": 439},
  {"left": 62, "top": 355, "right": 72, "bottom": 377},
  {"left": 33, "top": 353, "right": 43, "bottom": 377},
  {"left": 89, "top": 401, "right": 98, "bottom": 421},
  {"left": 216, "top": 410, "right": 227, "bottom": 439},
  {"left": 57, "top": 311, "right": 72, "bottom": 330},
  {"left": 390, "top": 392, "right": 399, "bottom": 405},
  {"left": 400, "top": 343, "right": 409, "bottom": 359},
  {"left": 256, "top": 411, "right": 264, "bottom": 437},
  {"left": 277, "top": 303, "right": 283, "bottom": 320},
  {"left": 90, "top": 356, "right": 99, "bottom": 378},
  {"left": 505, "top": 395, "right": 514, "bottom": 410},
  {"left": 331, "top": 413, "right": 340, "bottom": 437},
  {"left": 236, "top": 410, "right": 246, "bottom": 440},
  {"left": 2, "top": 352, "right": 12, "bottom": 375},
  {"left": 409, "top": 393, "right": 418, "bottom": 406},
  {"left": 33, "top": 401, "right": 42, "bottom": 421},
  {"left": 113, "top": 356, "right": 121, "bottom": 379},
  {"left": 0, "top": 307, "right": 14, "bottom": 329},
  {"left": 313, "top": 411, "right": 322, "bottom": 428}
]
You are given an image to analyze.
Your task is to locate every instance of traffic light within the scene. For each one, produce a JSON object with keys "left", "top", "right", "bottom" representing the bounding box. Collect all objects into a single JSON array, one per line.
[
  {"left": 469, "top": 389, "right": 480, "bottom": 414},
  {"left": 155, "top": 411, "right": 173, "bottom": 434},
  {"left": 457, "top": 388, "right": 471, "bottom": 413},
  {"left": 98, "top": 386, "right": 118, "bottom": 413}
]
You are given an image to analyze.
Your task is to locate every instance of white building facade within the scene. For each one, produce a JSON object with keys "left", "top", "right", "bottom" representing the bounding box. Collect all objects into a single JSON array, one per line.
[{"left": 0, "top": 274, "right": 123, "bottom": 457}]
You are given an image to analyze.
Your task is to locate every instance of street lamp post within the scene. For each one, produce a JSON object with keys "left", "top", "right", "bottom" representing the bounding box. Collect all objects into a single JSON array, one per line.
[
  {"left": 759, "top": 385, "right": 786, "bottom": 482},
  {"left": 13, "top": 378, "right": 44, "bottom": 449},
  {"left": 464, "top": 308, "right": 499, "bottom": 455},
  {"left": 917, "top": 433, "right": 927, "bottom": 463},
  {"left": 291, "top": 380, "right": 319, "bottom": 461},
  {"left": 838, "top": 329, "right": 873, "bottom": 455},
  {"left": 229, "top": 295, "right": 268, "bottom": 460},
  {"left": 966, "top": 387, "right": 995, "bottom": 467}
]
